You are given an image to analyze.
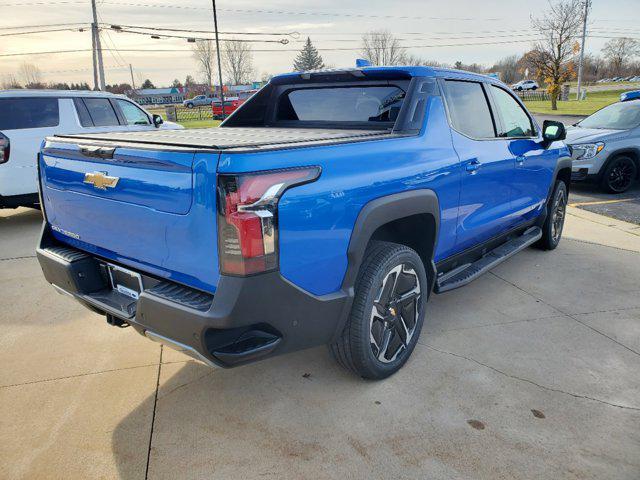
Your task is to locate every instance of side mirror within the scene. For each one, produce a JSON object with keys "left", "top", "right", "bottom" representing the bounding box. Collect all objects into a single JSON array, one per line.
[
  {"left": 541, "top": 120, "right": 566, "bottom": 148},
  {"left": 152, "top": 114, "right": 164, "bottom": 128}
]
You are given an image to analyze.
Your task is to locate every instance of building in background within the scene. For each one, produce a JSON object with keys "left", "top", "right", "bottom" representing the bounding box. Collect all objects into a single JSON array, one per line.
[{"left": 129, "top": 87, "right": 186, "bottom": 105}]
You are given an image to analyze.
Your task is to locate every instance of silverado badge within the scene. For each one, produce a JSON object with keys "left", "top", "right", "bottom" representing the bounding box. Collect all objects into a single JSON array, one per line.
[{"left": 83, "top": 172, "right": 119, "bottom": 190}]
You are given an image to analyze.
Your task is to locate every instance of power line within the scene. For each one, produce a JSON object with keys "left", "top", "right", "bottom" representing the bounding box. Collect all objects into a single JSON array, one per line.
[
  {"left": 0, "top": 27, "right": 88, "bottom": 37},
  {"left": 0, "top": 1, "right": 509, "bottom": 21},
  {"left": 98, "top": 10, "right": 129, "bottom": 66},
  {"left": 109, "top": 27, "right": 290, "bottom": 43},
  {"left": 0, "top": 39, "right": 548, "bottom": 58},
  {"left": 1, "top": 22, "right": 89, "bottom": 30},
  {"left": 102, "top": 23, "right": 299, "bottom": 37}
]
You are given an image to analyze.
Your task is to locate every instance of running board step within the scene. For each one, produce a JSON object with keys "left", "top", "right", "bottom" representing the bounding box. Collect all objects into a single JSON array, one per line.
[{"left": 435, "top": 227, "right": 542, "bottom": 293}]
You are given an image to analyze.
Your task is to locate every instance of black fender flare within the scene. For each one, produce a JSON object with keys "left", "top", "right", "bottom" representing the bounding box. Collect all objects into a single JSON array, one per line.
[
  {"left": 549, "top": 156, "right": 573, "bottom": 195},
  {"left": 340, "top": 189, "right": 440, "bottom": 295},
  {"left": 537, "top": 155, "right": 572, "bottom": 227}
]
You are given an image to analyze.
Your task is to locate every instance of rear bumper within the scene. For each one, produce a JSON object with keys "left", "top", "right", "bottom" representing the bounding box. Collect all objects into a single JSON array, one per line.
[
  {"left": 36, "top": 224, "right": 350, "bottom": 368},
  {"left": 0, "top": 193, "right": 39, "bottom": 209}
]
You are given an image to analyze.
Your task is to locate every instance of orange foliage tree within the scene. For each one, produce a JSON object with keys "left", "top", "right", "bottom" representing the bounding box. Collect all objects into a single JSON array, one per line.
[{"left": 523, "top": 0, "right": 583, "bottom": 110}]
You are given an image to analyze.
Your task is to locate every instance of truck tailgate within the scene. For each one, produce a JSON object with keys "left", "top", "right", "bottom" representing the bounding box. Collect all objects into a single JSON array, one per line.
[{"left": 40, "top": 140, "right": 220, "bottom": 293}]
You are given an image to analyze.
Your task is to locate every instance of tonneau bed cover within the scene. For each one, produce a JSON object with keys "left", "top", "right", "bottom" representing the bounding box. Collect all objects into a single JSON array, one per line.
[{"left": 53, "top": 127, "right": 402, "bottom": 152}]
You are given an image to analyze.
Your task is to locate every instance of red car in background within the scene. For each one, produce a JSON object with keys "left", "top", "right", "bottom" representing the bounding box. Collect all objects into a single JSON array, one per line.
[{"left": 212, "top": 99, "right": 245, "bottom": 119}]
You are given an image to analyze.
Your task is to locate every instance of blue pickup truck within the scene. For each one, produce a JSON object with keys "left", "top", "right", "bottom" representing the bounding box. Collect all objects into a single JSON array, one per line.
[{"left": 36, "top": 66, "right": 571, "bottom": 379}]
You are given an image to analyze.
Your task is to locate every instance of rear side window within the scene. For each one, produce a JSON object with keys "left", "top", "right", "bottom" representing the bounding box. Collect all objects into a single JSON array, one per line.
[
  {"left": 277, "top": 86, "right": 405, "bottom": 125},
  {"left": 0, "top": 97, "right": 59, "bottom": 130},
  {"left": 490, "top": 86, "right": 535, "bottom": 137},
  {"left": 442, "top": 80, "right": 495, "bottom": 138},
  {"left": 82, "top": 98, "right": 120, "bottom": 127}
]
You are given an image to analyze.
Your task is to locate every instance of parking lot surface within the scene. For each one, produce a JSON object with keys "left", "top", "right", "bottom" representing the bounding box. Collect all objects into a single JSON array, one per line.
[
  {"left": 1, "top": 206, "right": 639, "bottom": 480},
  {"left": 534, "top": 114, "right": 640, "bottom": 226}
]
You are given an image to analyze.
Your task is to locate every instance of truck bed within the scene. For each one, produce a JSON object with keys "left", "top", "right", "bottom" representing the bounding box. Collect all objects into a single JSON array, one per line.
[{"left": 54, "top": 127, "right": 402, "bottom": 152}]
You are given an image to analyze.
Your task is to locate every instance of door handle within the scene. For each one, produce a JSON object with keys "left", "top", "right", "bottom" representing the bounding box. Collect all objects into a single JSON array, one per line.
[
  {"left": 80, "top": 146, "right": 115, "bottom": 159},
  {"left": 465, "top": 159, "right": 481, "bottom": 173},
  {"left": 515, "top": 155, "right": 525, "bottom": 165}
]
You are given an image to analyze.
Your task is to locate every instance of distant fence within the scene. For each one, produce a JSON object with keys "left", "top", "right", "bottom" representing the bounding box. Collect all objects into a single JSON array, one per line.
[
  {"left": 164, "top": 106, "right": 215, "bottom": 122},
  {"left": 514, "top": 90, "right": 551, "bottom": 102}
]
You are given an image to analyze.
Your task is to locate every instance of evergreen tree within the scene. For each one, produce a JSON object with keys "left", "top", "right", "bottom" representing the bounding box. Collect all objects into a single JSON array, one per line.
[
  {"left": 293, "top": 37, "right": 325, "bottom": 71},
  {"left": 141, "top": 79, "right": 155, "bottom": 89}
]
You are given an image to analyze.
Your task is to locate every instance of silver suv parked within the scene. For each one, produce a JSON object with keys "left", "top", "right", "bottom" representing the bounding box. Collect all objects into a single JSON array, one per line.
[
  {"left": 182, "top": 94, "right": 218, "bottom": 108},
  {"left": 566, "top": 91, "right": 640, "bottom": 193}
]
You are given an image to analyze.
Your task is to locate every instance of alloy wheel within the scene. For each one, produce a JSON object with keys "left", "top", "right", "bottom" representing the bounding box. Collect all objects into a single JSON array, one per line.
[
  {"left": 369, "top": 264, "right": 421, "bottom": 363},
  {"left": 551, "top": 188, "right": 566, "bottom": 243},
  {"left": 607, "top": 159, "right": 635, "bottom": 193}
]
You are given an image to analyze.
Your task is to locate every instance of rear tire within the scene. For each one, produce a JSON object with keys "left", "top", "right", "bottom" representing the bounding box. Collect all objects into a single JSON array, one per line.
[
  {"left": 600, "top": 155, "right": 637, "bottom": 193},
  {"left": 536, "top": 180, "right": 567, "bottom": 250},
  {"left": 330, "top": 241, "right": 428, "bottom": 380}
]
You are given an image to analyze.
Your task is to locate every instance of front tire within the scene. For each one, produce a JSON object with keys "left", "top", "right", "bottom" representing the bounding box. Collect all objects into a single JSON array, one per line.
[
  {"left": 600, "top": 155, "right": 637, "bottom": 193},
  {"left": 330, "top": 241, "right": 428, "bottom": 380},
  {"left": 536, "top": 180, "right": 567, "bottom": 250},
  {"left": 186, "top": 103, "right": 194, "bottom": 109}
]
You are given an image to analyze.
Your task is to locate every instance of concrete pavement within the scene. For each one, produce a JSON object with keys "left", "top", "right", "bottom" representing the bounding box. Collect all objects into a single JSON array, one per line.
[{"left": 1, "top": 207, "right": 639, "bottom": 479}]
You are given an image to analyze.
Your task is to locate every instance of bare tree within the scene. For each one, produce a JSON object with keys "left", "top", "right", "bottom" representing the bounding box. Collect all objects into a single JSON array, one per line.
[
  {"left": 19, "top": 63, "right": 43, "bottom": 87},
  {"left": 360, "top": 30, "right": 406, "bottom": 66},
  {"left": 489, "top": 54, "right": 522, "bottom": 84},
  {"left": 221, "top": 39, "right": 255, "bottom": 85},
  {"left": 1, "top": 73, "right": 22, "bottom": 89},
  {"left": 403, "top": 54, "right": 449, "bottom": 68},
  {"left": 192, "top": 40, "right": 215, "bottom": 88},
  {"left": 523, "top": 0, "right": 583, "bottom": 110},
  {"left": 602, "top": 37, "right": 640, "bottom": 76}
]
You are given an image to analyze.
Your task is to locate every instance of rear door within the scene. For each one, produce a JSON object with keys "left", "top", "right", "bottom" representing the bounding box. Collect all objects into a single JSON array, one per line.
[
  {"left": 488, "top": 84, "right": 554, "bottom": 223},
  {"left": 442, "top": 79, "right": 516, "bottom": 251}
]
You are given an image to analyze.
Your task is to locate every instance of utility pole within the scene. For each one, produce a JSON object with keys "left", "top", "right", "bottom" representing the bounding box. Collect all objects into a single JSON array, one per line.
[
  {"left": 91, "top": 28, "right": 99, "bottom": 90},
  {"left": 211, "top": 0, "right": 226, "bottom": 119},
  {"left": 91, "top": 0, "right": 106, "bottom": 90},
  {"left": 129, "top": 64, "right": 136, "bottom": 90},
  {"left": 576, "top": 0, "right": 591, "bottom": 101}
]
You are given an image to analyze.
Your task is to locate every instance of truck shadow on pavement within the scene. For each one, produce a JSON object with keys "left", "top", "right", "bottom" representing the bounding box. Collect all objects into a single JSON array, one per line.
[{"left": 111, "top": 239, "right": 640, "bottom": 480}]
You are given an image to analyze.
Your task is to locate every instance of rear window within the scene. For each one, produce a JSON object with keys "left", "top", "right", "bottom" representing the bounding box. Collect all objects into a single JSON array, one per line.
[
  {"left": 276, "top": 86, "right": 405, "bottom": 125},
  {"left": 0, "top": 97, "right": 59, "bottom": 130}
]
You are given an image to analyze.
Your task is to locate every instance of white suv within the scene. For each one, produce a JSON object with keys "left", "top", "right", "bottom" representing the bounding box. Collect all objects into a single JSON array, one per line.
[
  {"left": 0, "top": 90, "right": 182, "bottom": 209},
  {"left": 511, "top": 80, "right": 539, "bottom": 91}
]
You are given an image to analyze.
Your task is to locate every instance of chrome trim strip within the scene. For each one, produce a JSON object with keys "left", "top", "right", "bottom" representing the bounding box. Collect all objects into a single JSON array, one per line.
[
  {"left": 52, "top": 284, "right": 74, "bottom": 297},
  {"left": 144, "top": 330, "right": 219, "bottom": 369}
]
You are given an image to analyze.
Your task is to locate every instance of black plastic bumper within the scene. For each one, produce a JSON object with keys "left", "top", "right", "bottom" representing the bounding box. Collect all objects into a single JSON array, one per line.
[
  {"left": 0, "top": 193, "right": 40, "bottom": 209},
  {"left": 36, "top": 224, "right": 350, "bottom": 368}
]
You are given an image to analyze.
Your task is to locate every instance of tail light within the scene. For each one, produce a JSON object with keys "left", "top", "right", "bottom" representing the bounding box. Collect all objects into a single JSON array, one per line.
[
  {"left": 0, "top": 133, "right": 9, "bottom": 164},
  {"left": 217, "top": 167, "right": 320, "bottom": 276}
]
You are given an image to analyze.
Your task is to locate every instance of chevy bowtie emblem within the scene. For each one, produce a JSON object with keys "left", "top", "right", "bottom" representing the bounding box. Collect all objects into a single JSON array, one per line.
[{"left": 84, "top": 172, "right": 119, "bottom": 190}]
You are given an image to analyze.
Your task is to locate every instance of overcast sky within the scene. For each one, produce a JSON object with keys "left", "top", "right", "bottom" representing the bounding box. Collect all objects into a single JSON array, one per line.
[{"left": 0, "top": 0, "right": 638, "bottom": 87}]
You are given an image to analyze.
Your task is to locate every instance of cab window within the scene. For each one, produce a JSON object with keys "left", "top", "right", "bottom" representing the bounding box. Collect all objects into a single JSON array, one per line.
[{"left": 490, "top": 86, "right": 535, "bottom": 137}]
